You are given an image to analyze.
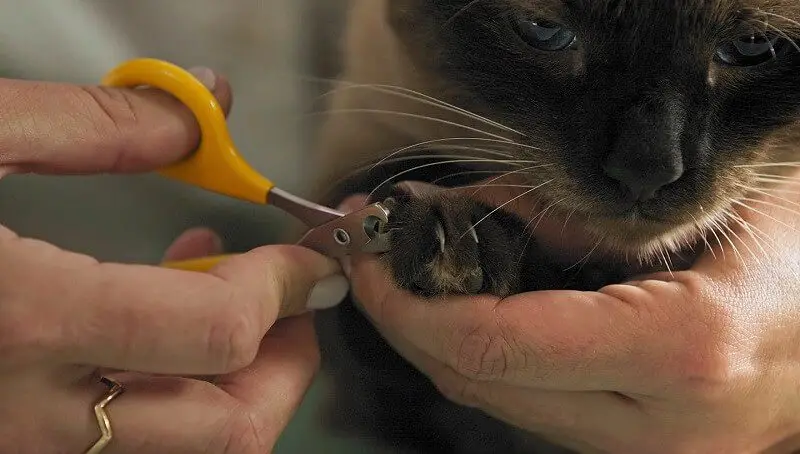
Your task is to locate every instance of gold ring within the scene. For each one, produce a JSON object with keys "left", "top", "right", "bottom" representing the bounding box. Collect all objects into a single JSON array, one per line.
[{"left": 84, "top": 376, "right": 125, "bottom": 454}]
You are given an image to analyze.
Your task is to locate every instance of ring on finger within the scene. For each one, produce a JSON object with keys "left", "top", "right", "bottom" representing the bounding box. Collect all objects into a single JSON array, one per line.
[{"left": 84, "top": 376, "right": 125, "bottom": 454}]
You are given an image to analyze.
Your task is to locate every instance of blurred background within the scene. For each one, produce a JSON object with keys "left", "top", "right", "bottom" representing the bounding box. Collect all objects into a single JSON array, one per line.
[{"left": 0, "top": 1, "right": 395, "bottom": 452}]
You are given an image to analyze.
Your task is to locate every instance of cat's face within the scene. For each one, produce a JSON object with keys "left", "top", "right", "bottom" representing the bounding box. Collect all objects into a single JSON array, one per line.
[{"left": 387, "top": 0, "right": 800, "bottom": 255}]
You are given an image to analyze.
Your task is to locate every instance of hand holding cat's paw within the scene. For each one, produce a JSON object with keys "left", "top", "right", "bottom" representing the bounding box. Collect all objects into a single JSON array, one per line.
[{"left": 343, "top": 173, "right": 800, "bottom": 454}]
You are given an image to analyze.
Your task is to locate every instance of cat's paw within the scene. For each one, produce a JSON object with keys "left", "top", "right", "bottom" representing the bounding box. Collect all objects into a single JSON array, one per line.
[{"left": 380, "top": 182, "right": 527, "bottom": 298}]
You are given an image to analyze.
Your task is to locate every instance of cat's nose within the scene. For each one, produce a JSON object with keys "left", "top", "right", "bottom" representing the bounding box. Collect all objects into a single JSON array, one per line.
[
  {"left": 604, "top": 96, "right": 686, "bottom": 203},
  {"left": 603, "top": 156, "right": 684, "bottom": 202}
]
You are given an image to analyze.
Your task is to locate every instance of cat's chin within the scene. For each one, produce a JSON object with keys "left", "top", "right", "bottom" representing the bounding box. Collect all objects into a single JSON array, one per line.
[{"left": 530, "top": 204, "right": 707, "bottom": 273}]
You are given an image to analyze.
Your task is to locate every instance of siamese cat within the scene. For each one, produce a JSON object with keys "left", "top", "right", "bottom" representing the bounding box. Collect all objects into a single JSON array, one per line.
[{"left": 309, "top": 1, "right": 800, "bottom": 452}]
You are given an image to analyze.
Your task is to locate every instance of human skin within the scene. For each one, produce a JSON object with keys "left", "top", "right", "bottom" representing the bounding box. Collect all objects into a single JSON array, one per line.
[
  {"left": 0, "top": 67, "right": 347, "bottom": 454},
  {"left": 339, "top": 172, "right": 800, "bottom": 454}
]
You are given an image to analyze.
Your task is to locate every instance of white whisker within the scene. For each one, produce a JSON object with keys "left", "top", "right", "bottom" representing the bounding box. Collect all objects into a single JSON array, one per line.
[
  {"left": 469, "top": 165, "right": 552, "bottom": 198},
  {"left": 741, "top": 197, "right": 800, "bottom": 219},
  {"left": 367, "top": 158, "right": 536, "bottom": 199},
  {"left": 690, "top": 214, "right": 717, "bottom": 260},
  {"left": 728, "top": 210, "right": 776, "bottom": 261},
  {"left": 751, "top": 19, "right": 800, "bottom": 53},
  {"left": 564, "top": 236, "right": 604, "bottom": 273},
  {"left": 731, "top": 199, "right": 798, "bottom": 233},
  {"left": 736, "top": 184, "right": 800, "bottom": 210},
  {"left": 715, "top": 217, "right": 744, "bottom": 264},
  {"left": 720, "top": 216, "right": 760, "bottom": 266},
  {"left": 309, "top": 108, "right": 514, "bottom": 142},
  {"left": 316, "top": 82, "right": 525, "bottom": 137},
  {"left": 735, "top": 161, "right": 800, "bottom": 168},
  {"left": 464, "top": 179, "right": 555, "bottom": 238}
]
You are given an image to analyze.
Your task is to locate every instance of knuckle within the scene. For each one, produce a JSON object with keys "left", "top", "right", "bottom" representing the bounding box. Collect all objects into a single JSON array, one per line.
[
  {"left": 452, "top": 321, "right": 513, "bottom": 381},
  {"left": 76, "top": 86, "right": 140, "bottom": 169},
  {"left": 78, "top": 85, "right": 139, "bottom": 135},
  {"left": 206, "top": 302, "right": 260, "bottom": 373}
]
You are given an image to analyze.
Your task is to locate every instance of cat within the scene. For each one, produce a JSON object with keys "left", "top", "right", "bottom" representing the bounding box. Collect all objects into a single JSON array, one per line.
[{"left": 308, "top": 1, "right": 800, "bottom": 452}]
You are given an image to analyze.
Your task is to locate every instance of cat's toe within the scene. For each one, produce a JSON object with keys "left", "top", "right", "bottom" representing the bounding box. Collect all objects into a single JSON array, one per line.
[{"left": 382, "top": 182, "right": 519, "bottom": 298}]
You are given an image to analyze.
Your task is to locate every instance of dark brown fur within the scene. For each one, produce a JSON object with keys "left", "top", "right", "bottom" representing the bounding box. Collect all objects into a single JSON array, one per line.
[{"left": 308, "top": 1, "right": 800, "bottom": 452}]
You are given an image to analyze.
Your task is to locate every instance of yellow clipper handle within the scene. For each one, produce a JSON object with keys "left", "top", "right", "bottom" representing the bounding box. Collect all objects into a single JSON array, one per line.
[
  {"left": 161, "top": 254, "right": 239, "bottom": 272},
  {"left": 102, "top": 58, "right": 274, "bottom": 205}
]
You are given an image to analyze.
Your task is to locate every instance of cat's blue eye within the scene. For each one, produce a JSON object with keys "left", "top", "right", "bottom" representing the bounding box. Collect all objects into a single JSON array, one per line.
[
  {"left": 514, "top": 19, "right": 577, "bottom": 52},
  {"left": 715, "top": 33, "right": 788, "bottom": 67}
]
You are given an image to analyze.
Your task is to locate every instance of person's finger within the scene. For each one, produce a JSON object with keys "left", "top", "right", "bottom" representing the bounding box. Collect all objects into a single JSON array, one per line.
[
  {"left": 347, "top": 237, "right": 719, "bottom": 392},
  {"left": 341, "top": 189, "right": 731, "bottom": 392},
  {"left": 62, "top": 373, "right": 257, "bottom": 454},
  {"left": 216, "top": 313, "right": 320, "bottom": 444},
  {"left": 0, "top": 66, "right": 232, "bottom": 175},
  {"left": 0, "top": 234, "right": 347, "bottom": 375},
  {"left": 60, "top": 316, "right": 319, "bottom": 454},
  {"left": 162, "top": 227, "right": 224, "bottom": 262},
  {"left": 365, "top": 331, "right": 642, "bottom": 454},
  {"left": 56, "top": 315, "right": 318, "bottom": 454}
]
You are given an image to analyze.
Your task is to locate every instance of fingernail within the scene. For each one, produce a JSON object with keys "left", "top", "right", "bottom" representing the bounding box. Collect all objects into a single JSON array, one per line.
[
  {"left": 208, "top": 233, "right": 224, "bottom": 254},
  {"left": 306, "top": 274, "right": 350, "bottom": 311},
  {"left": 188, "top": 66, "right": 217, "bottom": 91},
  {"left": 340, "top": 257, "right": 352, "bottom": 279}
]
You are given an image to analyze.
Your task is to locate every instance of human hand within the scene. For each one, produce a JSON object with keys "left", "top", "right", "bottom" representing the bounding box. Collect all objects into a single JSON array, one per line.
[
  {"left": 340, "top": 171, "right": 800, "bottom": 454},
  {"left": 0, "top": 69, "right": 349, "bottom": 453}
]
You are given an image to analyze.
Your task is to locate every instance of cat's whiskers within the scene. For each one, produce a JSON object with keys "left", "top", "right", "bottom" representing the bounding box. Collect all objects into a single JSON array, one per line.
[
  {"left": 747, "top": 9, "right": 800, "bottom": 33},
  {"left": 560, "top": 208, "right": 578, "bottom": 239},
  {"left": 741, "top": 197, "right": 800, "bottom": 221},
  {"left": 372, "top": 143, "right": 520, "bottom": 171},
  {"left": 726, "top": 209, "right": 776, "bottom": 262},
  {"left": 324, "top": 153, "right": 516, "bottom": 191},
  {"left": 711, "top": 215, "right": 745, "bottom": 265},
  {"left": 706, "top": 215, "right": 728, "bottom": 261},
  {"left": 370, "top": 137, "right": 533, "bottom": 170},
  {"left": 719, "top": 214, "right": 760, "bottom": 267},
  {"left": 442, "top": 0, "right": 486, "bottom": 30},
  {"left": 739, "top": 7, "right": 800, "bottom": 53},
  {"left": 309, "top": 108, "right": 512, "bottom": 142},
  {"left": 429, "top": 182, "right": 557, "bottom": 194},
  {"left": 370, "top": 137, "right": 550, "bottom": 177},
  {"left": 750, "top": 172, "right": 800, "bottom": 180},
  {"left": 731, "top": 199, "right": 798, "bottom": 234},
  {"left": 658, "top": 243, "right": 674, "bottom": 276},
  {"left": 432, "top": 170, "right": 517, "bottom": 184},
  {"left": 690, "top": 214, "right": 717, "bottom": 260},
  {"left": 735, "top": 183, "right": 800, "bottom": 210},
  {"left": 751, "top": 20, "right": 800, "bottom": 53},
  {"left": 315, "top": 82, "right": 525, "bottom": 137},
  {"left": 514, "top": 195, "right": 546, "bottom": 266},
  {"left": 461, "top": 179, "right": 555, "bottom": 241},
  {"left": 367, "top": 158, "right": 537, "bottom": 200},
  {"left": 753, "top": 180, "right": 800, "bottom": 192},
  {"left": 735, "top": 161, "right": 800, "bottom": 168},
  {"left": 468, "top": 164, "right": 551, "bottom": 199},
  {"left": 564, "top": 235, "right": 605, "bottom": 274},
  {"left": 529, "top": 198, "right": 565, "bottom": 237}
]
